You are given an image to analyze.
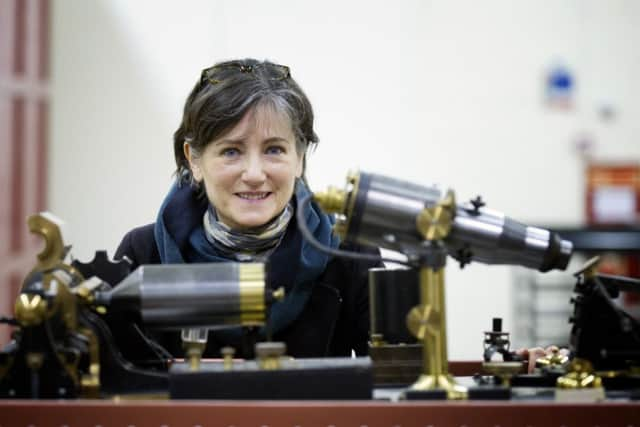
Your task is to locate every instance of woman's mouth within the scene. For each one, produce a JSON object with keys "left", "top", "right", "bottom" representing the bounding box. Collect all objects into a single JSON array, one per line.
[{"left": 235, "top": 192, "right": 271, "bottom": 200}]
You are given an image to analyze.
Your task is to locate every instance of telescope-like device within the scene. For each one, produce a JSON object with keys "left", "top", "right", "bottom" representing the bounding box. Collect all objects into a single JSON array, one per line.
[
  {"left": 313, "top": 171, "right": 573, "bottom": 398},
  {"left": 95, "top": 263, "right": 267, "bottom": 329},
  {"left": 314, "top": 171, "right": 572, "bottom": 271}
]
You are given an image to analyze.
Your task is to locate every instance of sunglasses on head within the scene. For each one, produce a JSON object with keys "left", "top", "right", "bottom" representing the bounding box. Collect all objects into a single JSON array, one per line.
[{"left": 200, "top": 62, "right": 291, "bottom": 85}]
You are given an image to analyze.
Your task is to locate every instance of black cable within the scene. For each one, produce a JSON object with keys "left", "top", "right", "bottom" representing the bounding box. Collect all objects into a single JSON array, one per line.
[
  {"left": 296, "top": 193, "right": 416, "bottom": 268},
  {"left": 0, "top": 316, "right": 19, "bottom": 326},
  {"left": 132, "top": 322, "right": 175, "bottom": 364}
]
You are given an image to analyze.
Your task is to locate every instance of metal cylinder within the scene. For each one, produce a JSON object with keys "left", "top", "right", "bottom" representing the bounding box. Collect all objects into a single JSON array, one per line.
[
  {"left": 369, "top": 268, "right": 420, "bottom": 344},
  {"left": 96, "top": 263, "right": 266, "bottom": 329},
  {"left": 337, "top": 172, "right": 573, "bottom": 272}
]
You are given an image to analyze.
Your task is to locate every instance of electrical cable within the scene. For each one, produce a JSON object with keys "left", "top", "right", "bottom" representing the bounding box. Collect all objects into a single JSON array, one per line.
[
  {"left": 296, "top": 193, "right": 416, "bottom": 268},
  {"left": 132, "top": 322, "right": 175, "bottom": 365},
  {"left": 0, "top": 316, "right": 19, "bottom": 326}
]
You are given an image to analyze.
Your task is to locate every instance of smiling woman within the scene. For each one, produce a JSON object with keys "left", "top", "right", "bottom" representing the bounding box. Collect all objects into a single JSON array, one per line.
[
  {"left": 185, "top": 103, "right": 302, "bottom": 231},
  {"left": 114, "top": 58, "right": 381, "bottom": 359}
]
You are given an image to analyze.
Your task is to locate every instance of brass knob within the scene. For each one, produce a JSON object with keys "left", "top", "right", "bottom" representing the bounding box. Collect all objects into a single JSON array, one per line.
[
  {"left": 255, "top": 341, "right": 287, "bottom": 370},
  {"left": 221, "top": 346, "right": 235, "bottom": 371},
  {"left": 313, "top": 187, "right": 346, "bottom": 214},
  {"left": 15, "top": 294, "right": 48, "bottom": 327},
  {"left": 416, "top": 191, "right": 455, "bottom": 241},
  {"left": 406, "top": 304, "right": 440, "bottom": 340},
  {"left": 271, "top": 287, "right": 285, "bottom": 302}
]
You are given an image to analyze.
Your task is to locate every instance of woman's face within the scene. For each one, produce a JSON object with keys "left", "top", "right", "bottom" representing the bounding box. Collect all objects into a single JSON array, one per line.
[{"left": 186, "top": 104, "right": 303, "bottom": 230}]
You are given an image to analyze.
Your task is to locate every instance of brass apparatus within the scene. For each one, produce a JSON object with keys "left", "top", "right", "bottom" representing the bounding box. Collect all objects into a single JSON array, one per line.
[
  {"left": 6, "top": 213, "right": 101, "bottom": 397},
  {"left": 239, "top": 263, "right": 268, "bottom": 325},
  {"left": 255, "top": 342, "right": 288, "bottom": 370},
  {"left": 555, "top": 257, "right": 604, "bottom": 393},
  {"left": 3, "top": 213, "right": 280, "bottom": 398},
  {"left": 557, "top": 359, "right": 602, "bottom": 389},
  {"left": 536, "top": 348, "right": 570, "bottom": 372},
  {"left": 314, "top": 170, "right": 575, "bottom": 398},
  {"left": 313, "top": 170, "right": 359, "bottom": 239},
  {"left": 315, "top": 172, "right": 466, "bottom": 399},
  {"left": 482, "top": 362, "right": 524, "bottom": 387}
]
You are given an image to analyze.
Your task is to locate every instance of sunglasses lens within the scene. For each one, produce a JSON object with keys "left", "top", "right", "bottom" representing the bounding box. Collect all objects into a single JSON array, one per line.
[
  {"left": 272, "top": 65, "right": 290, "bottom": 80},
  {"left": 201, "top": 63, "right": 290, "bottom": 85}
]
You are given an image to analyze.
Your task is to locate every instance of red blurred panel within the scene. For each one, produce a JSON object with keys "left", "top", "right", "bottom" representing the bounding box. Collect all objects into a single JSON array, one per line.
[
  {"left": 13, "top": 0, "right": 26, "bottom": 76},
  {"left": 586, "top": 163, "right": 640, "bottom": 225},
  {"left": 38, "top": 0, "right": 50, "bottom": 80},
  {"left": 36, "top": 100, "right": 48, "bottom": 211},
  {"left": 10, "top": 97, "right": 25, "bottom": 253}
]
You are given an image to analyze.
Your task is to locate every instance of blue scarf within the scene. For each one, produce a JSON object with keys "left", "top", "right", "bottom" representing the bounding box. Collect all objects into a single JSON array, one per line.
[{"left": 154, "top": 178, "right": 340, "bottom": 335}]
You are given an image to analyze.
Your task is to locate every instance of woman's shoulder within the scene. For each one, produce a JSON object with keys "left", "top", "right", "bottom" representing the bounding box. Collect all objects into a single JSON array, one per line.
[{"left": 115, "top": 223, "right": 160, "bottom": 267}]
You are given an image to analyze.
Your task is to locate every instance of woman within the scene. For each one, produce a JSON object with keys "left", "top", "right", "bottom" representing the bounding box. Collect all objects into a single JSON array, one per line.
[{"left": 115, "top": 59, "right": 380, "bottom": 359}]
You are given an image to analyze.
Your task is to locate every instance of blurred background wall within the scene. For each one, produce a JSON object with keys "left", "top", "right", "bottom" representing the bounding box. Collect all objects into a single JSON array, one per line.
[{"left": 2, "top": 0, "right": 639, "bottom": 357}]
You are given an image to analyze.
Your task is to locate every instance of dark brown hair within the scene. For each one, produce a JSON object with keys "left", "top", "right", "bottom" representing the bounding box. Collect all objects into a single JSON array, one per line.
[{"left": 173, "top": 58, "right": 318, "bottom": 184}]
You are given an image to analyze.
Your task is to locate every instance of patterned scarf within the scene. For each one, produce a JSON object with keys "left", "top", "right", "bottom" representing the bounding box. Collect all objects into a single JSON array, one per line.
[
  {"left": 202, "top": 203, "right": 293, "bottom": 261},
  {"left": 154, "top": 178, "right": 341, "bottom": 336}
]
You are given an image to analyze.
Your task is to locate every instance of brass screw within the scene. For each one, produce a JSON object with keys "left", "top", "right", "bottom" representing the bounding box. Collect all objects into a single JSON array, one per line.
[
  {"left": 370, "top": 333, "right": 386, "bottom": 347},
  {"left": 255, "top": 342, "right": 286, "bottom": 370},
  {"left": 26, "top": 352, "right": 44, "bottom": 370},
  {"left": 221, "top": 346, "right": 235, "bottom": 371},
  {"left": 271, "top": 287, "right": 285, "bottom": 302},
  {"left": 185, "top": 343, "right": 206, "bottom": 371}
]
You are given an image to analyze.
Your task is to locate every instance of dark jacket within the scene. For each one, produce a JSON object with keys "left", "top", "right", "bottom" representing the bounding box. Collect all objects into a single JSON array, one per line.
[{"left": 115, "top": 223, "right": 381, "bottom": 359}]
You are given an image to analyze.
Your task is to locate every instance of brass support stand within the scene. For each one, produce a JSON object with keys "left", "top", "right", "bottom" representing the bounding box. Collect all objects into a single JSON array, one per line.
[{"left": 405, "top": 250, "right": 467, "bottom": 400}]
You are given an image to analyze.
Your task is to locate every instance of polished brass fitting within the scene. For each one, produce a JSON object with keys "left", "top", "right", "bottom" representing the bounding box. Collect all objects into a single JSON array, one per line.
[
  {"left": 536, "top": 348, "right": 569, "bottom": 370},
  {"left": 185, "top": 342, "right": 207, "bottom": 371},
  {"left": 27, "top": 212, "right": 66, "bottom": 273},
  {"left": 369, "top": 333, "right": 386, "bottom": 347},
  {"left": 313, "top": 186, "right": 347, "bottom": 214},
  {"left": 406, "top": 304, "right": 440, "bottom": 340},
  {"left": 221, "top": 346, "right": 235, "bottom": 371},
  {"left": 239, "top": 263, "right": 266, "bottom": 326},
  {"left": 557, "top": 359, "right": 602, "bottom": 389},
  {"left": 271, "top": 287, "right": 285, "bottom": 302},
  {"left": 416, "top": 190, "right": 455, "bottom": 241},
  {"left": 482, "top": 361, "right": 525, "bottom": 387},
  {"left": 255, "top": 342, "right": 287, "bottom": 370},
  {"left": 15, "top": 294, "right": 48, "bottom": 327}
]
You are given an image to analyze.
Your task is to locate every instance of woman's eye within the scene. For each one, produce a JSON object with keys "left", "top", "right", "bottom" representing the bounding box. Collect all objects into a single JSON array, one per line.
[
  {"left": 221, "top": 147, "right": 240, "bottom": 157},
  {"left": 265, "top": 146, "right": 285, "bottom": 155}
]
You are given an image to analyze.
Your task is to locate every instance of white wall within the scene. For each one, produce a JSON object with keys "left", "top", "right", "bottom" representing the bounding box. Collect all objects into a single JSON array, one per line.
[{"left": 50, "top": 0, "right": 640, "bottom": 359}]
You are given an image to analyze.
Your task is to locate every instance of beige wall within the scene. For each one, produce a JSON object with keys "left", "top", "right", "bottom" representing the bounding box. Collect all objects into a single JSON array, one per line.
[{"left": 50, "top": 0, "right": 640, "bottom": 358}]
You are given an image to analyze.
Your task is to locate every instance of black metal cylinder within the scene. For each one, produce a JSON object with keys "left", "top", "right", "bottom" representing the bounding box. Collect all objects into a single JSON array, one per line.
[{"left": 369, "top": 268, "right": 419, "bottom": 344}]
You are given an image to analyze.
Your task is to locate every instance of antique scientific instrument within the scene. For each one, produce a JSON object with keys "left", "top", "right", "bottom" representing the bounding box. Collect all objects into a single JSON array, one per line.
[
  {"left": 308, "top": 170, "right": 573, "bottom": 399},
  {"left": 0, "top": 213, "right": 271, "bottom": 398},
  {"left": 1, "top": 213, "right": 371, "bottom": 399}
]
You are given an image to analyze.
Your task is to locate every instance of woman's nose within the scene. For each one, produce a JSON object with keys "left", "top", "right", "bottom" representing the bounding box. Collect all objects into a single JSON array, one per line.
[{"left": 241, "top": 154, "right": 267, "bottom": 184}]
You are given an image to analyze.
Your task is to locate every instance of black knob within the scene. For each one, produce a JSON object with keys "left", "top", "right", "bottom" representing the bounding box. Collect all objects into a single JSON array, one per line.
[
  {"left": 469, "top": 196, "right": 486, "bottom": 214},
  {"left": 492, "top": 317, "right": 502, "bottom": 332}
]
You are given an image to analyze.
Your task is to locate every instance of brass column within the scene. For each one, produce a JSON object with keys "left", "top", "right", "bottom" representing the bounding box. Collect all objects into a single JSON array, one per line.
[{"left": 405, "top": 191, "right": 467, "bottom": 399}]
